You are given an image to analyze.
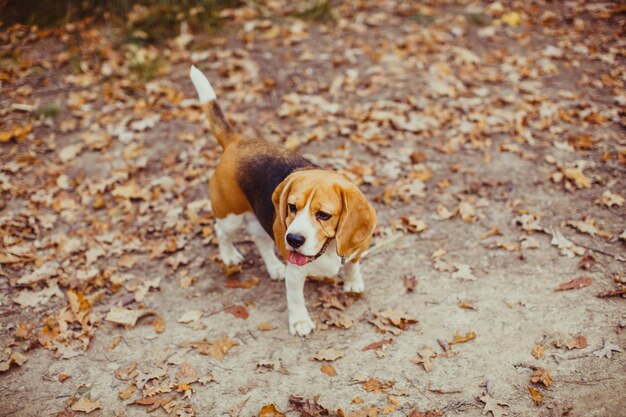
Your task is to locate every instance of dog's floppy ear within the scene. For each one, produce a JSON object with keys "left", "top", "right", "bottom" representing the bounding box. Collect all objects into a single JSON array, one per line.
[
  {"left": 272, "top": 174, "right": 297, "bottom": 259},
  {"left": 336, "top": 184, "right": 376, "bottom": 261}
]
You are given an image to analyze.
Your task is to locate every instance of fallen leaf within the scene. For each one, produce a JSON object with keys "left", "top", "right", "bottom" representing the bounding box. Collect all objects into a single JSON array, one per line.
[
  {"left": 224, "top": 304, "right": 249, "bottom": 319},
  {"left": 531, "top": 344, "right": 545, "bottom": 359},
  {"left": 530, "top": 368, "right": 553, "bottom": 387},
  {"left": 528, "top": 386, "right": 544, "bottom": 405},
  {"left": 132, "top": 393, "right": 177, "bottom": 412},
  {"left": 288, "top": 395, "right": 331, "bottom": 416},
  {"left": 0, "top": 349, "right": 27, "bottom": 372},
  {"left": 118, "top": 382, "right": 136, "bottom": 400},
  {"left": 450, "top": 331, "right": 476, "bottom": 345},
  {"left": 225, "top": 276, "right": 260, "bottom": 289},
  {"left": 459, "top": 201, "right": 476, "bottom": 223},
  {"left": 565, "top": 335, "right": 587, "bottom": 350},
  {"left": 578, "top": 254, "right": 595, "bottom": 270},
  {"left": 259, "top": 404, "right": 286, "bottom": 417},
  {"left": 321, "top": 364, "right": 336, "bottom": 377},
  {"left": 411, "top": 348, "right": 436, "bottom": 372},
  {"left": 362, "top": 338, "right": 393, "bottom": 351},
  {"left": 479, "top": 394, "right": 509, "bottom": 417},
  {"left": 182, "top": 336, "right": 239, "bottom": 360},
  {"left": 458, "top": 300, "right": 476, "bottom": 310},
  {"left": 311, "top": 348, "right": 344, "bottom": 362},
  {"left": 361, "top": 378, "right": 395, "bottom": 394},
  {"left": 592, "top": 339, "right": 622, "bottom": 359},
  {"left": 596, "top": 190, "right": 624, "bottom": 207},
  {"left": 258, "top": 322, "right": 273, "bottom": 330},
  {"left": 376, "top": 309, "right": 418, "bottom": 330},
  {"left": 71, "top": 397, "right": 102, "bottom": 414},
  {"left": 175, "top": 362, "right": 199, "bottom": 385},
  {"left": 402, "top": 275, "right": 418, "bottom": 292},
  {"left": 555, "top": 277, "right": 592, "bottom": 291},
  {"left": 562, "top": 167, "right": 591, "bottom": 188},
  {"left": 58, "top": 373, "right": 71, "bottom": 382}
]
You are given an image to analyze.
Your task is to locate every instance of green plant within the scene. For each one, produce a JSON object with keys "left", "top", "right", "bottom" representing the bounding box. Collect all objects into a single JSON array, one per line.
[
  {"left": 35, "top": 103, "right": 61, "bottom": 119},
  {"left": 293, "top": 1, "right": 335, "bottom": 23}
]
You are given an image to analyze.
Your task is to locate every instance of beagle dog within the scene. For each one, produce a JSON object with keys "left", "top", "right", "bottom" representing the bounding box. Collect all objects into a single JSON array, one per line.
[{"left": 189, "top": 66, "right": 376, "bottom": 336}]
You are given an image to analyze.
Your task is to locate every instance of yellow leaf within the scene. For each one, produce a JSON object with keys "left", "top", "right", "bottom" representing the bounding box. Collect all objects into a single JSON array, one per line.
[
  {"left": 258, "top": 404, "right": 286, "bottom": 417},
  {"left": 321, "top": 364, "right": 336, "bottom": 376},
  {"left": 563, "top": 168, "right": 591, "bottom": 188},
  {"left": 528, "top": 386, "right": 544, "bottom": 405},
  {"left": 450, "top": 331, "right": 476, "bottom": 345},
  {"left": 502, "top": 11, "right": 521, "bottom": 27}
]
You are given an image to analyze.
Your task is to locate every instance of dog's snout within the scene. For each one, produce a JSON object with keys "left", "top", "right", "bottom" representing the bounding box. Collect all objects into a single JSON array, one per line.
[{"left": 286, "top": 233, "right": 306, "bottom": 248}]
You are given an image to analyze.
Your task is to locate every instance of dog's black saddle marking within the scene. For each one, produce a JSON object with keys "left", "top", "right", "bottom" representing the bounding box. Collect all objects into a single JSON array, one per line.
[{"left": 237, "top": 150, "right": 315, "bottom": 240}]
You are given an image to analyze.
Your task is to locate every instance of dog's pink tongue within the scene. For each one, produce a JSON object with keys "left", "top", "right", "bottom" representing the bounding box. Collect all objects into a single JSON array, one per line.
[{"left": 288, "top": 251, "right": 310, "bottom": 266}]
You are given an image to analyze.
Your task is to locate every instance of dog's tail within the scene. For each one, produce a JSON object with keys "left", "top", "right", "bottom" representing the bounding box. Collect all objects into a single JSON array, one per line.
[{"left": 189, "top": 65, "right": 237, "bottom": 149}]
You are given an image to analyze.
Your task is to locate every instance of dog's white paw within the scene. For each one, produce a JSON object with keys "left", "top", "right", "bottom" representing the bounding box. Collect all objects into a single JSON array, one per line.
[
  {"left": 343, "top": 277, "right": 365, "bottom": 293},
  {"left": 266, "top": 261, "right": 285, "bottom": 281},
  {"left": 289, "top": 316, "right": 316, "bottom": 336},
  {"left": 220, "top": 247, "right": 244, "bottom": 266}
]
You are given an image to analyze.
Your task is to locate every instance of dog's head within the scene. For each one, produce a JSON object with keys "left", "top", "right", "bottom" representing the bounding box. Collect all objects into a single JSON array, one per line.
[{"left": 272, "top": 170, "right": 376, "bottom": 266}]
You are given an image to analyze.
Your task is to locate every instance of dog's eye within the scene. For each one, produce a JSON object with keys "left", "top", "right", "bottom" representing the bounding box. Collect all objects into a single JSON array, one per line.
[
  {"left": 316, "top": 211, "right": 331, "bottom": 221},
  {"left": 288, "top": 203, "right": 297, "bottom": 214}
]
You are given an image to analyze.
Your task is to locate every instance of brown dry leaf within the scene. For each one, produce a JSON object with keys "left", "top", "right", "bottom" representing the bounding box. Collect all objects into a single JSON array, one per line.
[
  {"left": 361, "top": 378, "right": 395, "bottom": 394},
  {"left": 376, "top": 309, "right": 418, "bottom": 330},
  {"left": 111, "top": 181, "right": 149, "bottom": 200},
  {"left": 411, "top": 348, "right": 436, "bottom": 372},
  {"left": 71, "top": 397, "right": 102, "bottom": 414},
  {"left": 401, "top": 216, "right": 427, "bottom": 233},
  {"left": 555, "top": 277, "right": 592, "bottom": 291},
  {"left": 450, "top": 331, "right": 476, "bottom": 345},
  {"left": 402, "top": 275, "right": 418, "bottom": 292},
  {"left": 565, "top": 335, "right": 587, "bottom": 350},
  {"left": 311, "top": 348, "right": 345, "bottom": 362},
  {"left": 528, "top": 386, "right": 544, "bottom": 405},
  {"left": 578, "top": 254, "right": 595, "bottom": 270},
  {"left": 531, "top": 344, "right": 545, "bottom": 359},
  {"left": 0, "top": 349, "right": 27, "bottom": 372},
  {"left": 107, "top": 336, "right": 123, "bottom": 351},
  {"left": 176, "top": 362, "right": 199, "bottom": 385},
  {"left": 118, "top": 381, "right": 136, "bottom": 400},
  {"left": 596, "top": 190, "right": 624, "bottom": 208},
  {"left": 362, "top": 338, "right": 393, "bottom": 351},
  {"left": 151, "top": 315, "right": 165, "bottom": 333},
  {"left": 288, "top": 395, "right": 331, "bottom": 416},
  {"left": 225, "top": 276, "right": 260, "bottom": 289},
  {"left": 182, "top": 336, "right": 239, "bottom": 360},
  {"left": 132, "top": 393, "right": 177, "bottom": 412},
  {"left": 530, "top": 368, "right": 553, "bottom": 387},
  {"left": 320, "top": 364, "right": 336, "bottom": 377},
  {"left": 459, "top": 201, "right": 476, "bottom": 223},
  {"left": 479, "top": 394, "right": 509, "bottom": 417},
  {"left": 114, "top": 362, "right": 138, "bottom": 381},
  {"left": 259, "top": 404, "right": 286, "bottom": 417},
  {"left": 458, "top": 300, "right": 476, "bottom": 310},
  {"left": 480, "top": 227, "right": 502, "bottom": 239},
  {"left": 224, "top": 304, "right": 249, "bottom": 319},
  {"left": 58, "top": 373, "right": 71, "bottom": 382},
  {"left": 105, "top": 307, "right": 156, "bottom": 327}
]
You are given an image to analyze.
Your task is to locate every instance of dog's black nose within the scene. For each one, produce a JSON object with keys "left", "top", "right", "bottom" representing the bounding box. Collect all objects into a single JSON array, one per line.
[{"left": 286, "top": 233, "right": 306, "bottom": 248}]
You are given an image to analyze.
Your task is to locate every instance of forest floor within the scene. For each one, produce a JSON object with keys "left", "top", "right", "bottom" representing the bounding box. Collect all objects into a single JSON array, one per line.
[{"left": 0, "top": 1, "right": 625, "bottom": 416}]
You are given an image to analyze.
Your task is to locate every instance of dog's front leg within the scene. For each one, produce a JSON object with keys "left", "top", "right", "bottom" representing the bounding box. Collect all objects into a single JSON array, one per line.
[
  {"left": 343, "top": 261, "right": 365, "bottom": 293},
  {"left": 285, "top": 265, "right": 315, "bottom": 336}
]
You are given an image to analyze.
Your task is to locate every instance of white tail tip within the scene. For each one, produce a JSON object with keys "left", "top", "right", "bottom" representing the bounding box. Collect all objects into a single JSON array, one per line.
[{"left": 189, "top": 65, "right": 216, "bottom": 103}]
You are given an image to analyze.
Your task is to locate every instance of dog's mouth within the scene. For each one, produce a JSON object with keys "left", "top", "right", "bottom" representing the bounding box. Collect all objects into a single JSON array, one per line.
[{"left": 287, "top": 239, "right": 330, "bottom": 266}]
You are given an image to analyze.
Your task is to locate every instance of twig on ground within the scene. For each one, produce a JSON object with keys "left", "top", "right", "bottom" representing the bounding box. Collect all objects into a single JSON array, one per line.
[{"left": 362, "top": 233, "right": 405, "bottom": 258}]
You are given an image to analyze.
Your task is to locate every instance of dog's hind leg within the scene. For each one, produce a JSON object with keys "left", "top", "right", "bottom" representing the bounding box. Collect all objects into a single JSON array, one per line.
[
  {"left": 246, "top": 214, "right": 285, "bottom": 280},
  {"left": 215, "top": 213, "right": 245, "bottom": 265}
]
